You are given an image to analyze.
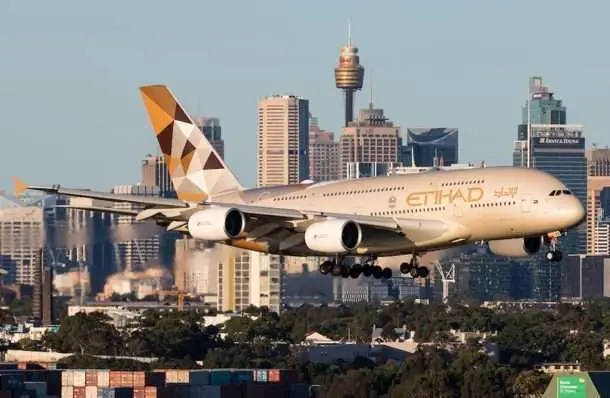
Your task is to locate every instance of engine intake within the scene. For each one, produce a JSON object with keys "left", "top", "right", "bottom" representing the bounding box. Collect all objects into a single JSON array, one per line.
[
  {"left": 187, "top": 207, "right": 246, "bottom": 241},
  {"left": 304, "top": 219, "right": 362, "bottom": 254},
  {"left": 488, "top": 236, "right": 542, "bottom": 257}
]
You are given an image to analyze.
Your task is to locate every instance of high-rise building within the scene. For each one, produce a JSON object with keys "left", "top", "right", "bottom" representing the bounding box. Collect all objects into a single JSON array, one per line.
[
  {"left": 587, "top": 148, "right": 610, "bottom": 255},
  {"left": 194, "top": 117, "right": 225, "bottom": 159},
  {"left": 339, "top": 105, "right": 402, "bottom": 178},
  {"left": 512, "top": 76, "right": 587, "bottom": 301},
  {"left": 257, "top": 95, "right": 309, "bottom": 187},
  {"left": 112, "top": 184, "right": 161, "bottom": 273},
  {"left": 0, "top": 196, "right": 43, "bottom": 285},
  {"left": 308, "top": 114, "right": 340, "bottom": 182},
  {"left": 141, "top": 155, "right": 176, "bottom": 199},
  {"left": 406, "top": 128, "right": 459, "bottom": 167},
  {"left": 334, "top": 26, "right": 364, "bottom": 127}
]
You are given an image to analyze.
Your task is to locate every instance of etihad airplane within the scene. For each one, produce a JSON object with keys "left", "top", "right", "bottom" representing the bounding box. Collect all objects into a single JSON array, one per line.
[{"left": 14, "top": 85, "right": 585, "bottom": 280}]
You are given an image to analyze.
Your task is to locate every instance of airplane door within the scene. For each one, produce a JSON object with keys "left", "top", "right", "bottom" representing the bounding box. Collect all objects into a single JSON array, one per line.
[
  {"left": 452, "top": 202, "right": 463, "bottom": 217},
  {"left": 520, "top": 194, "right": 532, "bottom": 213}
]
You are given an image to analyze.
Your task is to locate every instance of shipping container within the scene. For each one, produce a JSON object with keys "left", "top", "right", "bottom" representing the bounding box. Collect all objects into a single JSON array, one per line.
[
  {"left": 109, "top": 371, "right": 133, "bottom": 388},
  {"left": 209, "top": 370, "right": 232, "bottom": 385},
  {"left": 86, "top": 385, "right": 99, "bottom": 398},
  {"left": 62, "top": 370, "right": 74, "bottom": 386},
  {"left": 232, "top": 370, "right": 252, "bottom": 384},
  {"left": 133, "top": 386, "right": 145, "bottom": 398},
  {"left": 73, "top": 370, "right": 87, "bottom": 387},
  {"left": 0, "top": 391, "right": 10, "bottom": 398},
  {"left": 220, "top": 384, "right": 245, "bottom": 398},
  {"left": 164, "top": 370, "right": 189, "bottom": 384},
  {"left": 74, "top": 386, "right": 86, "bottom": 398},
  {"left": 97, "top": 387, "right": 135, "bottom": 398},
  {"left": 0, "top": 373, "right": 25, "bottom": 390},
  {"left": 253, "top": 369, "right": 268, "bottom": 383},
  {"left": 245, "top": 383, "right": 287, "bottom": 398},
  {"left": 269, "top": 369, "right": 281, "bottom": 383},
  {"left": 132, "top": 371, "right": 165, "bottom": 387},
  {"left": 86, "top": 371, "right": 98, "bottom": 386},
  {"left": 23, "top": 381, "right": 46, "bottom": 397},
  {"left": 62, "top": 386, "right": 73, "bottom": 398},
  {"left": 97, "top": 370, "right": 110, "bottom": 388},
  {"left": 144, "top": 386, "right": 158, "bottom": 398},
  {"left": 199, "top": 386, "right": 221, "bottom": 398},
  {"left": 188, "top": 370, "right": 209, "bottom": 385}
]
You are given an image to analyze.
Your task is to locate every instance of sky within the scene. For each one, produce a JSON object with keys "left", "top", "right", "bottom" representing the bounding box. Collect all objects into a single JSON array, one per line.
[{"left": 1, "top": 0, "right": 609, "bottom": 192}]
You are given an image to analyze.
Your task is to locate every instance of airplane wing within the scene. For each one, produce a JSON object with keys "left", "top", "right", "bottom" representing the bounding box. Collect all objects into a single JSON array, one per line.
[{"left": 14, "top": 177, "right": 188, "bottom": 209}]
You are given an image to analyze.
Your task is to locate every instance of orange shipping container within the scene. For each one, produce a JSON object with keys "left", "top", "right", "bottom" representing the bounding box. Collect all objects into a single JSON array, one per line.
[
  {"left": 268, "top": 369, "right": 280, "bottom": 382},
  {"left": 109, "top": 370, "right": 134, "bottom": 387},
  {"left": 85, "top": 371, "right": 98, "bottom": 386},
  {"left": 145, "top": 386, "right": 158, "bottom": 398},
  {"left": 134, "top": 386, "right": 146, "bottom": 398},
  {"left": 74, "top": 386, "right": 86, "bottom": 398}
]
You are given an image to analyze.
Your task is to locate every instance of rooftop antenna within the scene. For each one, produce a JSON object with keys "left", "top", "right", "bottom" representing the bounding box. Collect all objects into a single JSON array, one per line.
[
  {"left": 347, "top": 17, "right": 352, "bottom": 47},
  {"left": 369, "top": 70, "right": 374, "bottom": 109}
]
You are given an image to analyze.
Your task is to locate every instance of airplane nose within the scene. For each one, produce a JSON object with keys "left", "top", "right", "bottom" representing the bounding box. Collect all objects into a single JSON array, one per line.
[{"left": 564, "top": 197, "right": 585, "bottom": 227}]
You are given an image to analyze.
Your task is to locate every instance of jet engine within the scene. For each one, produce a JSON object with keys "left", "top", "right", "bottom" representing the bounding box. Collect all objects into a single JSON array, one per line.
[
  {"left": 187, "top": 207, "right": 246, "bottom": 241},
  {"left": 487, "top": 236, "right": 542, "bottom": 257},
  {"left": 304, "top": 219, "right": 362, "bottom": 254}
]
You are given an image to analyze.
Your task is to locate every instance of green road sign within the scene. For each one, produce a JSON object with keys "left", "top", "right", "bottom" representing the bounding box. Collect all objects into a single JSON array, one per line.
[{"left": 557, "top": 375, "right": 586, "bottom": 398}]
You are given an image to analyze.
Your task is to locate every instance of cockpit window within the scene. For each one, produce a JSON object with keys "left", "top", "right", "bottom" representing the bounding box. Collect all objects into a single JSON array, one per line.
[
  {"left": 549, "top": 190, "right": 558, "bottom": 196},
  {"left": 549, "top": 189, "right": 572, "bottom": 196},
  {"left": 562, "top": 190, "right": 572, "bottom": 195}
]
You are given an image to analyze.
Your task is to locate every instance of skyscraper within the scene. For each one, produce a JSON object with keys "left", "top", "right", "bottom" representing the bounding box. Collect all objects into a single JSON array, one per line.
[
  {"left": 587, "top": 148, "right": 610, "bottom": 255},
  {"left": 308, "top": 114, "right": 340, "bottom": 182},
  {"left": 339, "top": 105, "right": 401, "bottom": 178},
  {"left": 512, "top": 76, "right": 587, "bottom": 300},
  {"left": 194, "top": 117, "right": 225, "bottom": 159},
  {"left": 257, "top": 95, "right": 309, "bottom": 187},
  {"left": 406, "top": 128, "right": 459, "bottom": 167},
  {"left": 141, "top": 155, "right": 176, "bottom": 199}
]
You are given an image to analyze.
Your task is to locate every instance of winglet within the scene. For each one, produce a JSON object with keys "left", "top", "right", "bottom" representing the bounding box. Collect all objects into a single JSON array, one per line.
[{"left": 13, "top": 177, "right": 29, "bottom": 197}]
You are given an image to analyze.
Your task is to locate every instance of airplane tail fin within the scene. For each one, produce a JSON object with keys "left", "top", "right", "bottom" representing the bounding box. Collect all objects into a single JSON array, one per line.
[{"left": 139, "top": 85, "right": 243, "bottom": 203}]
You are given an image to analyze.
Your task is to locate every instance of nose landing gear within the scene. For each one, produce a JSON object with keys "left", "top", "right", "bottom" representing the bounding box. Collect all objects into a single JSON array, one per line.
[{"left": 544, "top": 231, "right": 563, "bottom": 262}]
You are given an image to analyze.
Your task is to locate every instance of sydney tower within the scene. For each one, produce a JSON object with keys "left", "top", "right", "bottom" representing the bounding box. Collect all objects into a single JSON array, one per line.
[{"left": 334, "top": 27, "right": 365, "bottom": 127}]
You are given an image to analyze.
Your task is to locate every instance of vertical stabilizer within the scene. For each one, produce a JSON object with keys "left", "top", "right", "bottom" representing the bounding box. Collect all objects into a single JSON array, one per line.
[{"left": 139, "top": 85, "right": 243, "bottom": 203}]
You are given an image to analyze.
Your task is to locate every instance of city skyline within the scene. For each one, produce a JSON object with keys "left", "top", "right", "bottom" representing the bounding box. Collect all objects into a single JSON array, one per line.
[{"left": 2, "top": 1, "right": 610, "bottom": 192}]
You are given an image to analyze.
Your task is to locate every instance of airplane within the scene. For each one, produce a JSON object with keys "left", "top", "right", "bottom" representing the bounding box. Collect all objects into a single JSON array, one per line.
[{"left": 14, "top": 85, "right": 586, "bottom": 281}]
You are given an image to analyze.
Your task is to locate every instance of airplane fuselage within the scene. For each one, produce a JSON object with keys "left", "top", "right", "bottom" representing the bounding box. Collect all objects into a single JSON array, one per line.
[{"left": 211, "top": 166, "right": 585, "bottom": 257}]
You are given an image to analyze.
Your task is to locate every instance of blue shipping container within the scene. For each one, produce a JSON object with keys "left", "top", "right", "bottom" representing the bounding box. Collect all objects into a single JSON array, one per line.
[
  {"left": 232, "top": 370, "right": 253, "bottom": 384},
  {"left": 209, "top": 370, "right": 232, "bottom": 385},
  {"left": 0, "top": 373, "right": 24, "bottom": 390},
  {"left": 97, "top": 387, "right": 134, "bottom": 398}
]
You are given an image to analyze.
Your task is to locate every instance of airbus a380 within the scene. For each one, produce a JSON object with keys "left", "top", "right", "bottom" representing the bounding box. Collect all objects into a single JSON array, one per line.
[{"left": 15, "top": 85, "right": 585, "bottom": 280}]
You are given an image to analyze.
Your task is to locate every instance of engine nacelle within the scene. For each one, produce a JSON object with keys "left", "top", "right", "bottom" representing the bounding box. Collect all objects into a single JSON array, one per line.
[
  {"left": 488, "top": 236, "right": 542, "bottom": 257},
  {"left": 304, "top": 219, "right": 362, "bottom": 254},
  {"left": 187, "top": 207, "right": 246, "bottom": 241}
]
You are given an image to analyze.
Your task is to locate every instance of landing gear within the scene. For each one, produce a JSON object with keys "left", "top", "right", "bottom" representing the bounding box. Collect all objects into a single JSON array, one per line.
[
  {"left": 318, "top": 256, "right": 393, "bottom": 279},
  {"left": 399, "top": 254, "right": 430, "bottom": 279},
  {"left": 543, "top": 231, "right": 564, "bottom": 262}
]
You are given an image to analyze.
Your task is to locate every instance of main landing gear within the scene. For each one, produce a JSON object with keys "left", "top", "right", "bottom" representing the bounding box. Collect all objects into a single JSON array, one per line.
[
  {"left": 399, "top": 254, "right": 429, "bottom": 279},
  {"left": 544, "top": 231, "right": 563, "bottom": 262},
  {"left": 318, "top": 256, "right": 393, "bottom": 279}
]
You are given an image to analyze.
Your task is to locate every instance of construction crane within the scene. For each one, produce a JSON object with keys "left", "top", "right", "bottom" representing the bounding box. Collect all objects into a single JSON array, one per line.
[
  {"left": 157, "top": 288, "right": 193, "bottom": 311},
  {"left": 434, "top": 262, "right": 456, "bottom": 304}
]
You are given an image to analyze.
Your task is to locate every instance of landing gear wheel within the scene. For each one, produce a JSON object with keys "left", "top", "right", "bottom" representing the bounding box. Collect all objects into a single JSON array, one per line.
[
  {"left": 362, "top": 264, "right": 373, "bottom": 277},
  {"left": 545, "top": 250, "right": 563, "bottom": 262},
  {"left": 319, "top": 261, "right": 332, "bottom": 275},
  {"left": 331, "top": 263, "right": 342, "bottom": 276},
  {"left": 372, "top": 266, "right": 383, "bottom": 279},
  {"left": 340, "top": 266, "right": 350, "bottom": 278},
  {"left": 381, "top": 267, "right": 392, "bottom": 279},
  {"left": 417, "top": 266, "right": 429, "bottom": 278},
  {"left": 349, "top": 265, "right": 361, "bottom": 278},
  {"left": 399, "top": 262, "right": 412, "bottom": 275}
]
